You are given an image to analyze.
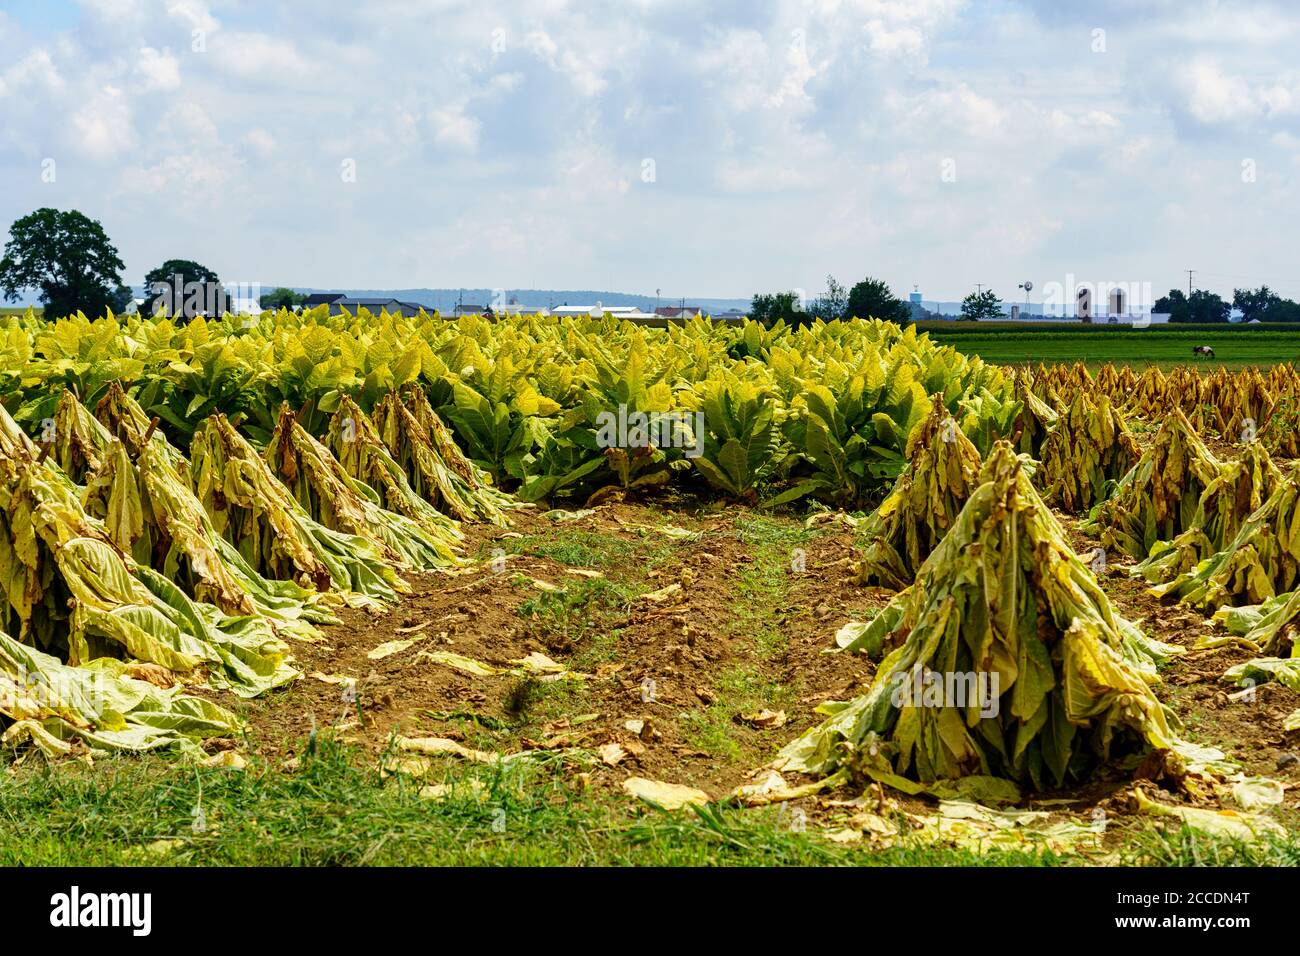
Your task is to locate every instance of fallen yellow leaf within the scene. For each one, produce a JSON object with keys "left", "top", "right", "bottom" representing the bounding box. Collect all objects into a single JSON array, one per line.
[
  {"left": 623, "top": 776, "right": 711, "bottom": 810},
  {"left": 367, "top": 636, "right": 426, "bottom": 660}
]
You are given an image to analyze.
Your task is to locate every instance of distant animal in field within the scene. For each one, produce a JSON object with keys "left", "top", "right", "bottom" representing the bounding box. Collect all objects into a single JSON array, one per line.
[{"left": 1192, "top": 345, "right": 1215, "bottom": 359}]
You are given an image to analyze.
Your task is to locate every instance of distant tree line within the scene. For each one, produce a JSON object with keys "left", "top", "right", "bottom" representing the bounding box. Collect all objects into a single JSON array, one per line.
[
  {"left": 959, "top": 289, "right": 1003, "bottom": 321},
  {"left": 6, "top": 206, "right": 1300, "bottom": 327},
  {"left": 750, "top": 275, "right": 912, "bottom": 328},
  {"left": 0, "top": 206, "right": 320, "bottom": 320},
  {"left": 260, "top": 287, "right": 308, "bottom": 309},
  {"left": 1153, "top": 285, "right": 1300, "bottom": 323}
]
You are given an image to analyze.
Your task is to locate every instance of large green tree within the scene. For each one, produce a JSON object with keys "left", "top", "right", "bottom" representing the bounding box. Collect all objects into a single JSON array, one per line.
[
  {"left": 145, "top": 260, "right": 231, "bottom": 319},
  {"left": 1233, "top": 285, "right": 1281, "bottom": 321},
  {"left": 0, "top": 208, "right": 127, "bottom": 319},
  {"left": 845, "top": 277, "right": 910, "bottom": 325},
  {"left": 1260, "top": 299, "right": 1300, "bottom": 322},
  {"left": 144, "top": 258, "right": 221, "bottom": 292},
  {"left": 749, "top": 290, "right": 806, "bottom": 328},
  {"left": 1155, "top": 288, "right": 1230, "bottom": 323},
  {"left": 809, "top": 275, "right": 848, "bottom": 322},
  {"left": 259, "top": 287, "right": 307, "bottom": 310},
  {"left": 960, "top": 288, "right": 1003, "bottom": 321},
  {"left": 144, "top": 258, "right": 223, "bottom": 312}
]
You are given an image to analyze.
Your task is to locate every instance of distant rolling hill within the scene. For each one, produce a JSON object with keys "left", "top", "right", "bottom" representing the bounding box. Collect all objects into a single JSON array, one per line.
[{"left": 283, "top": 288, "right": 752, "bottom": 313}]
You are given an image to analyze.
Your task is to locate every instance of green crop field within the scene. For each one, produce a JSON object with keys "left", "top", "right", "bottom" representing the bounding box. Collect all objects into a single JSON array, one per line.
[
  {"left": 3, "top": 308, "right": 1299, "bottom": 869},
  {"left": 916, "top": 321, "right": 1300, "bottom": 369}
]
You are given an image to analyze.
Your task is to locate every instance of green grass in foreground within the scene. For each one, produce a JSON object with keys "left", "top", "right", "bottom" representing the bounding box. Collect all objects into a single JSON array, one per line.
[
  {"left": 3, "top": 740, "right": 1296, "bottom": 866},
  {"left": 916, "top": 322, "right": 1300, "bottom": 369},
  {"left": 0, "top": 742, "right": 1051, "bottom": 866}
]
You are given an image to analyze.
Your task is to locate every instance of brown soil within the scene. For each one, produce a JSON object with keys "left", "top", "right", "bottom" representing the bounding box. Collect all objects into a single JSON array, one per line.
[
  {"left": 231, "top": 499, "right": 888, "bottom": 798},
  {"left": 223, "top": 474, "right": 1300, "bottom": 817},
  {"left": 1064, "top": 515, "right": 1300, "bottom": 788}
]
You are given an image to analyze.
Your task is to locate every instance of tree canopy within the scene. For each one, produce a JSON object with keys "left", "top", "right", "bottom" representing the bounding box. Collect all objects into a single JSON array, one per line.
[
  {"left": 749, "top": 291, "right": 807, "bottom": 328},
  {"left": 260, "top": 287, "right": 307, "bottom": 310},
  {"left": 144, "top": 258, "right": 222, "bottom": 295},
  {"left": 1231, "top": 285, "right": 1300, "bottom": 322},
  {"left": 0, "top": 208, "right": 127, "bottom": 319},
  {"left": 960, "top": 288, "right": 1003, "bottom": 321},
  {"left": 1155, "top": 289, "right": 1231, "bottom": 323},
  {"left": 809, "top": 275, "right": 848, "bottom": 323},
  {"left": 845, "top": 277, "right": 910, "bottom": 325}
]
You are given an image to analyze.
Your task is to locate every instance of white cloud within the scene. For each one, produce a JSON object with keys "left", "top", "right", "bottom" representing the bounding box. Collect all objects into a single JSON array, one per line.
[
  {"left": 0, "top": 50, "right": 65, "bottom": 97},
  {"left": 896, "top": 83, "right": 1007, "bottom": 138},
  {"left": 523, "top": 30, "right": 606, "bottom": 97},
  {"left": 1259, "top": 81, "right": 1299, "bottom": 117},
  {"left": 484, "top": 72, "right": 523, "bottom": 96},
  {"left": 120, "top": 151, "right": 232, "bottom": 195},
  {"left": 865, "top": 20, "right": 925, "bottom": 58},
  {"left": 1183, "top": 61, "right": 1260, "bottom": 123},
  {"left": 767, "top": 32, "right": 820, "bottom": 107},
  {"left": 428, "top": 106, "right": 481, "bottom": 153},
  {"left": 4, "top": 0, "right": 1300, "bottom": 299},
  {"left": 215, "top": 32, "right": 312, "bottom": 79},
  {"left": 157, "top": 101, "right": 218, "bottom": 144},
  {"left": 71, "top": 86, "right": 132, "bottom": 159},
  {"left": 135, "top": 46, "right": 181, "bottom": 91},
  {"left": 165, "top": 0, "right": 219, "bottom": 35},
  {"left": 243, "top": 128, "right": 276, "bottom": 156}
]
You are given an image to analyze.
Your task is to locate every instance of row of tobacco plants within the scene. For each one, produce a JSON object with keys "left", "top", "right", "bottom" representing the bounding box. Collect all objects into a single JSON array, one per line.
[{"left": 3, "top": 303, "right": 1300, "bottom": 824}]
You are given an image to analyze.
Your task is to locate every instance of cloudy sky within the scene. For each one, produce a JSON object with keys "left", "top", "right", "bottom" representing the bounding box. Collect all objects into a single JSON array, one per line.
[{"left": 1, "top": 0, "right": 1298, "bottom": 304}]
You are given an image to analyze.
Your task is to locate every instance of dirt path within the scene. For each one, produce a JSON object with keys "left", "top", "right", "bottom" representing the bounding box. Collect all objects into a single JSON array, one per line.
[
  {"left": 233, "top": 500, "right": 885, "bottom": 796},
  {"left": 227, "top": 497, "right": 1300, "bottom": 810}
]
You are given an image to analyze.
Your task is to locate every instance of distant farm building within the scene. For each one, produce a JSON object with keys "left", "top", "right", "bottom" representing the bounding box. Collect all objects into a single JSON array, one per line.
[{"left": 303, "top": 293, "right": 426, "bottom": 317}]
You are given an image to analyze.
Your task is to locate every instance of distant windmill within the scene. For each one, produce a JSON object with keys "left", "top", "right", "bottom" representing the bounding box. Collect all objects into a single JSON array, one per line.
[{"left": 1018, "top": 280, "right": 1033, "bottom": 317}]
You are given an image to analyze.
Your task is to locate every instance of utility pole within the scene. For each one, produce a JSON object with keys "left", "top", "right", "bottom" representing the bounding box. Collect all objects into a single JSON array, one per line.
[{"left": 1186, "top": 270, "right": 1195, "bottom": 297}]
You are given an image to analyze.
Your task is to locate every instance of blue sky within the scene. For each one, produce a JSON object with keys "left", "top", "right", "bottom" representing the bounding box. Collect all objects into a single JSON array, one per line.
[{"left": 1, "top": 0, "right": 1299, "bottom": 304}]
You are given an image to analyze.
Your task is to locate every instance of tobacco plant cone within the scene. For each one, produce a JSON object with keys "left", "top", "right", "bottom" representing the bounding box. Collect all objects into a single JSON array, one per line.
[
  {"left": 1091, "top": 408, "right": 1223, "bottom": 560},
  {"left": 401, "top": 385, "right": 528, "bottom": 518},
  {"left": 1040, "top": 392, "right": 1140, "bottom": 513},
  {"left": 372, "top": 388, "right": 515, "bottom": 525},
  {"left": 265, "top": 403, "right": 463, "bottom": 571},
  {"left": 190, "top": 413, "right": 406, "bottom": 608},
  {"left": 324, "top": 394, "right": 463, "bottom": 541},
  {"left": 1010, "top": 371, "right": 1058, "bottom": 459},
  {"left": 52, "top": 389, "right": 109, "bottom": 483},
  {"left": 781, "top": 441, "right": 1181, "bottom": 791},
  {"left": 1136, "top": 441, "right": 1283, "bottom": 587},
  {"left": 0, "top": 403, "right": 37, "bottom": 460},
  {"left": 857, "top": 394, "right": 983, "bottom": 590},
  {"left": 0, "top": 453, "right": 298, "bottom": 697},
  {"left": 94, "top": 380, "right": 191, "bottom": 479},
  {"left": 104, "top": 459, "right": 334, "bottom": 647},
  {"left": 1210, "top": 366, "right": 1275, "bottom": 442},
  {"left": 88, "top": 385, "right": 336, "bottom": 639},
  {"left": 1149, "top": 472, "right": 1300, "bottom": 611}
]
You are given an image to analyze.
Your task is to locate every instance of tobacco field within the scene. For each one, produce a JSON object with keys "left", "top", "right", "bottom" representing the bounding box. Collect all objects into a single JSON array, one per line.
[{"left": 2, "top": 306, "right": 1299, "bottom": 866}]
